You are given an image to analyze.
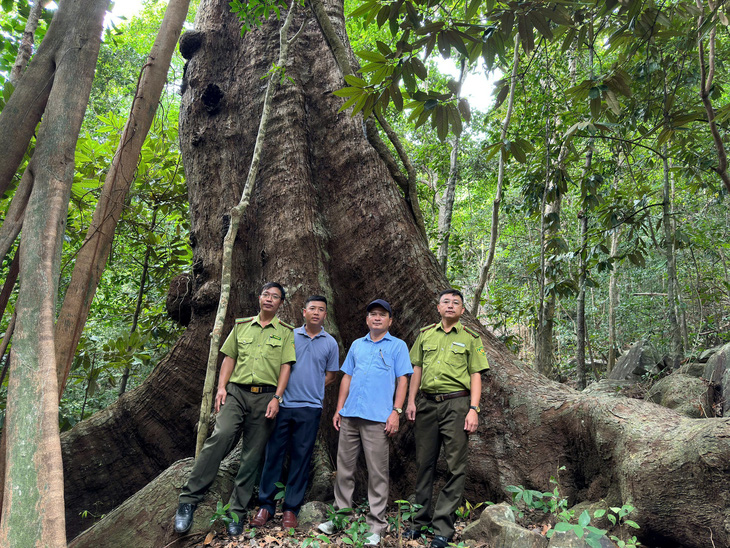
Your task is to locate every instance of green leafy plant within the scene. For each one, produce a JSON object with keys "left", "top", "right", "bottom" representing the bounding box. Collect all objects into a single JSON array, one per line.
[
  {"left": 326, "top": 504, "right": 353, "bottom": 531},
  {"left": 209, "top": 500, "right": 239, "bottom": 528},
  {"left": 302, "top": 532, "right": 331, "bottom": 548},
  {"left": 598, "top": 504, "right": 641, "bottom": 547},
  {"left": 342, "top": 514, "right": 371, "bottom": 547},
  {"left": 547, "top": 509, "right": 609, "bottom": 548},
  {"left": 389, "top": 499, "right": 424, "bottom": 536},
  {"left": 274, "top": 480, "right": 286, "bottom": 501},
  {"left": 455, "top": 499, "right": 484, "bottom": 521}
]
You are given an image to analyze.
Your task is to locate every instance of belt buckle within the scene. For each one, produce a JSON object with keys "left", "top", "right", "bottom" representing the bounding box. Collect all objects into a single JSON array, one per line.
[
  {"left": 434, "top": 394, "right": 445, "bottom": 403},
  {"left": 251, "top": 386, "right": 261, "bottom": 394}
]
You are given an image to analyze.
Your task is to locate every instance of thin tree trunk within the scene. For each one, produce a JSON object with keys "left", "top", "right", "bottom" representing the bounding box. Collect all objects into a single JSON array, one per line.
[
  {"left": 436, "top": 61, "right": 467, "bottom": 274},
  {"left": 662, "top": 148, "right": 682, "bottom": 365},
  {"left": 54, "top": 0, "right": 191, "bottom": 396},
  {"left": 576, "top": 210, "right": 588, "bottom": 389},
  {"left": 470, "top": 34, "right": 520, "bottom": 315},
  {"left": 195, "top": 2, "right": 303, "bottom": 455},
  {"left": 0, "top": 166, "right": 33, "bottom": 265},
  {"left": 0, "top": 251, "right": 20, "bottom": 322},
  {"left": 9, "top": 0, "right": 45, "bottom": 85},
  {"left": 119, "top": 208, "right": 158, "bottom": 396},
  {"left": 697, "top": 0, "right": 730, "bottom": 194},
  {"left": 607, "top": 159, "right": 621, "bottom": 372},
  {"left": 0, "top": 313, "right": 15, "bottom": 387},
  {"left": 0, "top": 1, "right": 109, "bottom": 544}
]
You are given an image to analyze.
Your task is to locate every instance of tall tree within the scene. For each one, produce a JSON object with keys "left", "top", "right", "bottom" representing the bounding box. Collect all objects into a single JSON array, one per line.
[
  {"left": 54, "top": 0, "right": 191, "bottom": 395},
  {"left": 0, "top": 0, "right": 110, "bottom": 545}
]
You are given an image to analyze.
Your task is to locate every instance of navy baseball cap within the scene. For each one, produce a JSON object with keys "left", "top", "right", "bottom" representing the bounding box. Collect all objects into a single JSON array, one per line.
[{"left": 366, "top": 299, "right": 393, "bottom": 315}]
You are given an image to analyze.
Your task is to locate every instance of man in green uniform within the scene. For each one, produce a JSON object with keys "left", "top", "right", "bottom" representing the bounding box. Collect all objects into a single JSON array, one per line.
[
  {"left": 405, "top": 289, "right": 489, "bottom": 548},
  {"left": 174, "top": 282, "right": 296, "bottom": 536}
]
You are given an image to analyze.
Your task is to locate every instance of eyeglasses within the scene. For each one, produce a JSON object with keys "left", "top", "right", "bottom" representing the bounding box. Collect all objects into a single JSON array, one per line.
[{"left": 261, "top": 292, "right": 282, "bottom": 300}]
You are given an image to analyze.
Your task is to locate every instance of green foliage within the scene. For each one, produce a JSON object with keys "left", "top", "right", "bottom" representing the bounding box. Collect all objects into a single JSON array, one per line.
[
  {"left": 388, "top": 499, "right": 424, "bottom": 535},
  {"left": 274, "top": 481, "right": 286, "bottom": 501},
  {"left": 455, "top": 499, "right": 483, "bottom": 521},
  {"left": 301, "top": 532, "right": 331, "bottom": 548},
  {"left": 209, "top": 500, "right": 239, "bottom": 526},
  {"left": 229, "top": 0, "right": 299, "bottom": 35},
  {"left": 547, "top": 510, "right": 609, "bottom": 548}
]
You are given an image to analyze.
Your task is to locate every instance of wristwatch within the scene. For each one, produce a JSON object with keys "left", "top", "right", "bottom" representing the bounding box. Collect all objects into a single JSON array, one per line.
[
  {"left": 469, "top": 405, "right": 480, "bottom": 413},
  {"left": 273, "top": 394, "right": 283, "bottom": 403},
  {"left": 393, "top": 407, "right": 403, "bottom": 414}
]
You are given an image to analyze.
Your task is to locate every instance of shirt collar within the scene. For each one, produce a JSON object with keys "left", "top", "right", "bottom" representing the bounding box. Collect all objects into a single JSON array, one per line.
[
  {"left": 296, "top": 325, "right": 326, "bottom": 338},
  {"left": 252, "top": 314, "right": 279, "bottom": 328},
  {"left": 437, "top": 320, "right": 463, "bottom": 333},
  {"left": 365, "top": 331, "right": 392, "bottom": 342}
]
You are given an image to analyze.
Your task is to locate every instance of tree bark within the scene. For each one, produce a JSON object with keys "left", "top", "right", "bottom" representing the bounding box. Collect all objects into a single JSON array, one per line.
[
  {"left": 0, "top": 1, "right": 109, "bottom": 545},
  {"left": 662, "top": 148, "right": 683, "bottom": 365},
  {"left": 54, "top": 0, "right": 191, "bottom": 396},
  {"left": 9, "top": 0, "right": 45, "bottom": 85},
  {"left": 57, "top": 1, "right": 730, "bottom": 547},
  {"left": 195, "top": 0, "right": 302, "bottom": 456},
  {"left": 436, "top": 62, "right": 467, "bottom": 274}
]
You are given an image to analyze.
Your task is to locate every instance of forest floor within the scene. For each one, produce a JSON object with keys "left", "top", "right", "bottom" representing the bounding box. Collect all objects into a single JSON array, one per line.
[{"left": 179, "top": 512, "right": 492, "bottom": 548}]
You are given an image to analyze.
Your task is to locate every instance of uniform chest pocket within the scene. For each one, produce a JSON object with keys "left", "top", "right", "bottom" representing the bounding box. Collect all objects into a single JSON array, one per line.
[
  {"left": 446, "top": 344, "right": 467, "bottom": 366},
  {"left": 238, "top": 337, "right": 254, "bottom": 356},
  {"left": 266, "top": 337, "right": 283, "bottom": 348},
  {"left": 423, "top": 343, "right": 438, "bottom": 354}
]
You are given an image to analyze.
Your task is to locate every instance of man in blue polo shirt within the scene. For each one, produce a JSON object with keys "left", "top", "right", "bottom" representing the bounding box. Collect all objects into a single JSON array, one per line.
[
  {"left": 318, "top": 299, "right": 412, "bottom": 546},
  {"left": 250, "top": 295, "right": 340, "bottom": 529}
]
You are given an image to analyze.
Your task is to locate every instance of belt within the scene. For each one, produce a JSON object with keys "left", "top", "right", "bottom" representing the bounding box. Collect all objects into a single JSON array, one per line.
[
  {"left": 239, "top": 384, "right": 277, "bottom": 394},
  {"left": 421, "top": 390, "right": 470, "bottom": 402}
]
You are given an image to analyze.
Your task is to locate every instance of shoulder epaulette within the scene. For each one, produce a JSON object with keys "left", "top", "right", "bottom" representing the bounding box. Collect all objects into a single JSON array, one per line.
[
  {"left": 419, "top": 323, "right": 437, "bottom": 333},
  {"left": 464, "top": 325, "right": 480, "bottom": 338},
  {"left": 236, "top": 317, "right": 254, "bottom": 324},
  {"left": 279, "top": 320, "right": 294, "bottom": 330}
]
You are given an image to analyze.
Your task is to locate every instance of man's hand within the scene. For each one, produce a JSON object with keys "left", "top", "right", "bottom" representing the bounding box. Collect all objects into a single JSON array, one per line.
[
  {"left": 266, "top": 397, "right": 280, "bottom": 419},
  {"left": 406, "top": 402, "right": 417, "bottom": 422},
  {"left": 214, "top": 387, "right": 227, "bottom": 413},
  {"left": 333, "top": 411, "right": 342, "bottom": 431},
  {"left": 464, "top": 409, "right": 479, "bottom": 433},
  {"left": 384, "top": 410, "right": 400, "bottom": 437}
]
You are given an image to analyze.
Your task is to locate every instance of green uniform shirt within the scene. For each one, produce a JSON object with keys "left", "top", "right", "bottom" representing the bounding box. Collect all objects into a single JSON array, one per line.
[
  {"left": 220, "top": 315, "right": 296, "bottom": 386},
  {"left": 409, "top": 321, "right": 489, "bottom": 394}
]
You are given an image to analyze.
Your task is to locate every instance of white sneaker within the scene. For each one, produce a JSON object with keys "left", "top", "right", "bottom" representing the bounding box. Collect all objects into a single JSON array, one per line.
[
  {"left": 318, "top": 520, "right": 336, "bottom": 534},
  {"left": 364, "top": 532, "right": 381, "bottom": 545}
]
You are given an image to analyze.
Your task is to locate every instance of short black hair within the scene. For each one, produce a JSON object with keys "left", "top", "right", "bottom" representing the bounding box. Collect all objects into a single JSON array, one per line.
[
  {"left": 262, "top": 282, "right": 285, "bottom": 301},
  {"left": 439, "top": 288, "right": 464, "bottom": 302},
  {"left": 304, "top": 295, "right": 328, "bottom": 307}
]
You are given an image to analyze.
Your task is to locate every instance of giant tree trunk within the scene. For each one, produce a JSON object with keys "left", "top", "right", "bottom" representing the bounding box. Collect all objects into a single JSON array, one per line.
[{"left": 60, "top": 1, "right": 730, "bottom": 546}]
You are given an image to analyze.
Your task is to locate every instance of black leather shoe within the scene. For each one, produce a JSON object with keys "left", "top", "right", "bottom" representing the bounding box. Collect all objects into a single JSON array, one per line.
[
  {"left": 228, "top": 518, "right": 244, "bottom": 536},
  {"left": 402, "top": 528, "right": 423, "bottom": 540},
  {"left": 174, "top": 503, "right": 196, "bottom": 533},
  {"left": 430, "top": 535, "right": 450, "bottom": 548}
]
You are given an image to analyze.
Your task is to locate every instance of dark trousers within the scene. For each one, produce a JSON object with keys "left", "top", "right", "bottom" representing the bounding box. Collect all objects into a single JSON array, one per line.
[
  {"left": 179, "top": 383, "right": 276, "bottom": 517},
  {"left": 258, "top": 406, "right": 322, "bottom": 515},
  {"left": 413, "top": 395, "right": 469, "bottom": 538}
]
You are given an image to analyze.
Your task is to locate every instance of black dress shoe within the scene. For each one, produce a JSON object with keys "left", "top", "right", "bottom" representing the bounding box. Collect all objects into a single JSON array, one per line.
[
  {"left": 228, "top": 518, "right": 244, "bottom": 536},
  {"left": 402, "top": 528, "right": 423, "bottom": 540},
  {"left": 174, "top": 503, "right": 196, "bottom": 533},
  {"left": 430, "top": 535, "right": 450, "bottom": 548}
]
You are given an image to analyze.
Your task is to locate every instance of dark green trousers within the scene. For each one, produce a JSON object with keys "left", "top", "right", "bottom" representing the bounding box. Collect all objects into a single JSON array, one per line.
[
  {"left": 412, "top": 394, "right": 469, "bottom": 538},
  {"left": 179, "top": 383, "right": 276, "bottom": 516}
]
